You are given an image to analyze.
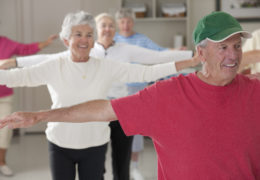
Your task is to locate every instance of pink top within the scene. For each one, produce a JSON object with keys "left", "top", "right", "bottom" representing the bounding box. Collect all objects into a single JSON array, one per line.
[
  {"left": 0, "top": 36, "right": 40, "bottom": 98},
  {"left": 112, "top": 73, "right": 260, "bottom": 180}
]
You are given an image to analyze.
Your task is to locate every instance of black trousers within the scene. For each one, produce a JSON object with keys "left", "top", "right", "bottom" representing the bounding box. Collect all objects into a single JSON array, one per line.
[
  {"left": 109, "top": 121, "right": 133, "bottom": 180},
  {"left": 48, "top": 141, "right": 107, "bottom": 180}
]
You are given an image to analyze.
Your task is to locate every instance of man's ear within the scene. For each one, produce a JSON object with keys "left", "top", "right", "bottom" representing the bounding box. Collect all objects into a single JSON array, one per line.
[{"left": 197, "top": 46, "right": 206, "bottom": 64}]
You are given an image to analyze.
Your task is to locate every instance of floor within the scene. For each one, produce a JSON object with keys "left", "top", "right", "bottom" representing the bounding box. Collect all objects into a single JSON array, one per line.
[{"left": 1, "top": 134, "right": 157, "bottom": 180}]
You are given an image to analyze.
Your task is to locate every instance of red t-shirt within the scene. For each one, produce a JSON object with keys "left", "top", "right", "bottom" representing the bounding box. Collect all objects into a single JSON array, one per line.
[
  {"left": 111, "top": 73, "right": 260, "bottom": 180},
  {"left": 0, "top": 36, "right": 39, "bottom": 98}
]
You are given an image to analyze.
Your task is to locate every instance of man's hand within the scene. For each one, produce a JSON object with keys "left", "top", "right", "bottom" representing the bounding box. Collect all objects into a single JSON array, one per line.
[
  {"left": 0, "top": 100, "right": 117, "bottom": 130},
  {"left": 0, "top": 58, "right": 17, "bottom": 69},
  {"left": 0, "top": 112, "right": 41, "bottom": 129}
]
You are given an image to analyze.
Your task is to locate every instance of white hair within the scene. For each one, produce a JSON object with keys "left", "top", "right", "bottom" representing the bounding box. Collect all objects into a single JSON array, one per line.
[
  {"left": 115, "top": 8, "right": 135, "bottom": 21},
  {"left": 59, "top": 11, "right": 96, "bottom": 41},
  {"left": 95, "top": 13, "right": 115, "bottom": 25},
  {"left": 196, "top": 39, "right": 208, "bottom": 51}
]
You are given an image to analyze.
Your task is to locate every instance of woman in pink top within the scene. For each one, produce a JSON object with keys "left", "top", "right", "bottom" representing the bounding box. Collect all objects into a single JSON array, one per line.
[{"left": 0, "top": 34, "right": 57, "bottom": 176}]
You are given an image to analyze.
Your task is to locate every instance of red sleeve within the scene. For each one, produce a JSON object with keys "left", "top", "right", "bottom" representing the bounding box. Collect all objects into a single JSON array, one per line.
[{"left": 111, "top": 84, "right": 160, "bottom": 137}]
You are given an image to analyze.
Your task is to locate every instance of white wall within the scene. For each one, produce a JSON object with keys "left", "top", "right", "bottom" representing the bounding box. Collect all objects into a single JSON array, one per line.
[
  {"left": 0, "top": 0, "right": 18, "bottom": 38},
  {"left": 189, "top": 0, "right": 216, "bottom": 48}
]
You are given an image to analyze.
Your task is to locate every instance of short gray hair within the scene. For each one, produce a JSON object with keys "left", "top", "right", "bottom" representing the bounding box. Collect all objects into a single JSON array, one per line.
[
  {"left": 59, "top": 11, "right": 96, "bottom": 41},
  {"left": 95, "top": 13, "right": 115, "bottom": 26},
  {"left": 115, "top": 8, "right": 135, "bottom": 21},
  {"left": 196, "top": 39, "right": 208, "bottom": 51}
]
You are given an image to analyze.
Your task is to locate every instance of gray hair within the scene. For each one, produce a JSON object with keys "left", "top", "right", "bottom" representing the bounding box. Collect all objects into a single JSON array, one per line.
[
  {"left": 195, "top": 39, "right": 208, "bottom": 51},
  {"left": 95, "top": 13, "right": 116, "bottom": 26},
  {"left": 59, "top": 11, "right": 96, "bottom": 41},
  {"left": 115, "top": 8, "right": 135, "bottom": 21}
]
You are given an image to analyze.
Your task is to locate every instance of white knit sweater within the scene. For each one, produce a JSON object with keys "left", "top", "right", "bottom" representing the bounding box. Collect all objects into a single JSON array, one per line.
[{"left": 0, "top": 55, "right": 177, "bottom": 149}]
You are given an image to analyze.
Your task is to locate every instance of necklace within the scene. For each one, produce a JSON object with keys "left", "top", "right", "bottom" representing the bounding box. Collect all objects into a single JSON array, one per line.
[{"left": 73, "top": 61, "right": 88, "bottom": 80}]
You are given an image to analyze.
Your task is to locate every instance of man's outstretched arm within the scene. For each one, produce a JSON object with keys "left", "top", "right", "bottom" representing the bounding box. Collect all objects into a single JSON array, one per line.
[{"left": 0, "top": 100, "right": 117, "bottom": 129}]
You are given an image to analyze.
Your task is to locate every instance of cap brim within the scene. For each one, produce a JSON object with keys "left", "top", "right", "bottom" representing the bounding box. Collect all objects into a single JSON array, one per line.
[{"left": 207, "top": 28, "right": 251, "bottom": 43}]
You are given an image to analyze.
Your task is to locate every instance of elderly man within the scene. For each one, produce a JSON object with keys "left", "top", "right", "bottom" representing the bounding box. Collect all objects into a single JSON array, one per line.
[{"left": 2, "top": 11, "right": 260, "bottom": 180}]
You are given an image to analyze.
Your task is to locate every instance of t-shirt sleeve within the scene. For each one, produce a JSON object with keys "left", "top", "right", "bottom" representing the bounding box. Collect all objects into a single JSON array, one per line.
[{"left": 111, "top": 84, "right": 159, "bottom": 137}]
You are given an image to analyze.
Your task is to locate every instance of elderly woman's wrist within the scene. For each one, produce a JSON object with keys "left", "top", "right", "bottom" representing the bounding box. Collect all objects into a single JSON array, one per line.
[
  {"left": 12, "top": 58, "right": 17, "bottom": 67},
  {"left": 190, "top": 58, "right": 196, "bottom": 67}
]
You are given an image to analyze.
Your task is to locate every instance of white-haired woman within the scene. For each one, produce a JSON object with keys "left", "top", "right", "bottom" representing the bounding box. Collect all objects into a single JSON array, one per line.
[{"left": 0, "top": 11, "right": 199, "bottom": 180}]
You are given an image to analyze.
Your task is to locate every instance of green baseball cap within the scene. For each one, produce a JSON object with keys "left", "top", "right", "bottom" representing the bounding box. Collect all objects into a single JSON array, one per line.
[{"left": 193, "top": 11, "right": 251, "bottom": 45}]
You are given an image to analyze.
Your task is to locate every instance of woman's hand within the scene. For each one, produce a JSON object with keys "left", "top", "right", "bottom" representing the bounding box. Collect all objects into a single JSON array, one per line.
[
  {"left": 0, "top": 58, "right": 17, "bottom": 69},
  {"left": 190, "top": 51, "right": 200, "bottom": 67},
  {"left": 38, "top": 34, "right": 58, "bottom": 49}
]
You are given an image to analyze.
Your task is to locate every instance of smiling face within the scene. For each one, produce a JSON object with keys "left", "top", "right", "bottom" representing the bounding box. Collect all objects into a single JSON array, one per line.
[
  {"left": 117, "top": 17, "right": 134, "bottom": 37},
  {"left": 64, "top": 24, "right": 94, "bottom": 62},
  {"left": 198, "top": 34, "right": 242, "bottom": 86},
  {"left": 96, "top": 17, "right": 116, "bottom": 45}
]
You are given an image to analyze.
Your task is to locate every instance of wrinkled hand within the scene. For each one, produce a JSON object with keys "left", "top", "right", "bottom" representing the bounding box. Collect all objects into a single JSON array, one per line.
[
  {"left": 178, "top": 46, "right": 187, "bottom": 50},
  {"left": 38, "top": 34, "right": 59, "bottom": 49},
  {"left": 0, "top": 58, "right": 16, "bottom": 69},
  {"left": 191, "top": 52, "right": 200, "bottom": 67},
  {"left": 0, "top": 112, "right": 40, "bottom": 129},
  {"left": 46, "top": 34, "right": 58, "bottom": 44},
  {"left": 169, "top": 46, "right": 187, "bottom": 51},
  {"left": 246, "top": 73, "right": 260, "bottom": 80}
]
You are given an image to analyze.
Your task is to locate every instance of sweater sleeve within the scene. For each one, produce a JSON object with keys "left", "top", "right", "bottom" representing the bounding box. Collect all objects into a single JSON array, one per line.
[
  {"left": 106, "top": 59, "right": 177, "bottom": 83},
  {"left": 243, "top": 36, "right": 255, "bottom": 52},
  {"left": 5, "top": 37, "right": 40, "bottom": 56},
  {"left": 243, "top": 30, "right": 260, "bottom": 52},
  {"left": 123, "top": 44, "right": 192, "bottom": 65},
  {"left": 16, "top": 51, "right": 69, "bottom": 67},
  {"left": 0, "top": 58, "right": 58, "bottom": 87},
  {"left": 17, "top": 54, "right": 52, "bottom": 67}
]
